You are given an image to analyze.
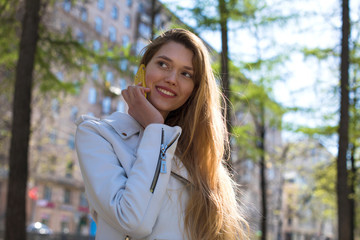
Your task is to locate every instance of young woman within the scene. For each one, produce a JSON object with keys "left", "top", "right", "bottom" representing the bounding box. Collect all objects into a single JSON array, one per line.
[{"left": 75, "top": 28, "right": 249, "bottom": 240}]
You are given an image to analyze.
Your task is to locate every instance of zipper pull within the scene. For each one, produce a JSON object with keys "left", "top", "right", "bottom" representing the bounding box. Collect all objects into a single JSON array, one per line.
[
  {"left": 160, "top": 160, "right": 167, "bottom": 173},
  {"left": 160, "top": 144, "right": 167, "bottom": 173}
]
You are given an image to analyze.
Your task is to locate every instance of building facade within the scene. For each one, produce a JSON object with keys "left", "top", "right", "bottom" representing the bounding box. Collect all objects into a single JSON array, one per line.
[
  {"left": 0, "top": 0, "right": 187, "bottom": 235},
  {"left": 280, "top": 139, "right": 336, "bottom": 240},
  {"left": 232, "top": 106, "right": 284, "bottom": 239}
]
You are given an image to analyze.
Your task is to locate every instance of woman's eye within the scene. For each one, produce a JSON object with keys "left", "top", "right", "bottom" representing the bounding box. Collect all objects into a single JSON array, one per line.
[
  {"left": 183, "top": 72, "right": 192, "bottom": 78},
  {"left": 158, "top": 61, "right": 167, "bottom": 68}
]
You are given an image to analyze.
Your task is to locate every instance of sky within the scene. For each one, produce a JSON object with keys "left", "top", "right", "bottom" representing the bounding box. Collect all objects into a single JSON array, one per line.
[{"left": 160, "top": 0, "right": 360, "bottom": 154}]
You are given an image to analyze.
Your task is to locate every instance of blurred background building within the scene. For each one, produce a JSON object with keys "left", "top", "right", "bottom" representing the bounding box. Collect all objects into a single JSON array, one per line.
[{"left": 280, "top": 139, "right": 336, "bottom": 240}]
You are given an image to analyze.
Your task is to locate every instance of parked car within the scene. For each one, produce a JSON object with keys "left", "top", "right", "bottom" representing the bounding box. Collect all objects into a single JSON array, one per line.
[{"left": 27, "top": 222, "right": 53, "bottom": 235}]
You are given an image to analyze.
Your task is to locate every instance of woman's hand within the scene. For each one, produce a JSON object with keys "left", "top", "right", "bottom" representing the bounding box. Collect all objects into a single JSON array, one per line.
[{"left": 122, "top": 83, "right": 164, "bottom": 128}]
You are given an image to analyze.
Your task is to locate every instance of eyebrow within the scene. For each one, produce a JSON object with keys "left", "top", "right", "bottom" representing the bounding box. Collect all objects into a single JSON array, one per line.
[{"left": 156, "top": 55, "right": 193, "bottom": 71}]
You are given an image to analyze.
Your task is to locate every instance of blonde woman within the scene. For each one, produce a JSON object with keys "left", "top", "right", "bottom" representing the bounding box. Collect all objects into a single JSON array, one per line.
[{"left": 75, "top": 28, "right": 249, "bottom": 240}]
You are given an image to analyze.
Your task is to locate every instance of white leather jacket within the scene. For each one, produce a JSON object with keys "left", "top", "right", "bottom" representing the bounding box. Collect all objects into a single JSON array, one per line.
[{"left": 75, "top": 112, "right": 191, "bottom": 240}]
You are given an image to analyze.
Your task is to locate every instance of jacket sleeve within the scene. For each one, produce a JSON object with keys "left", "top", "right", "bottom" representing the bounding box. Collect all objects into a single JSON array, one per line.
[{"left": 75, "top": 119, "right": 181, "bottom": 238}]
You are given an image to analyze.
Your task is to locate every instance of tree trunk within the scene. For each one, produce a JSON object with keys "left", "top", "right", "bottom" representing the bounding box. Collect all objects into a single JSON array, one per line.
[
  {"left": 218, "top": 0, "right": 232, "bottom": 172},
  {"left": 5, "top": 0, "right": 41, "bottom": 239},
  {"left": 337, "top": 0, "right": 351, "bottom": 239},
  {"left": 258, "top": 105, "right": 267, "bottom": 240},
  {"left": 349, "top": 143, "right": 355, "bottom": 240},
  {"left": 349, "top": 78, "right": 358, "bottom": 240},
  {"left": 150, "top": 0, "right": 157, "bottom": 41}
]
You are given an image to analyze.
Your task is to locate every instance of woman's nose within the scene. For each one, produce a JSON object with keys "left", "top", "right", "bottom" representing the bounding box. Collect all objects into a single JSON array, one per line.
[{"left": 165, "top": 71, "right": 177, "bottom": 85}]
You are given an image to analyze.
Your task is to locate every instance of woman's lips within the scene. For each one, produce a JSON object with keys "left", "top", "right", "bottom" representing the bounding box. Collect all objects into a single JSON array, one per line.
[{"left": 156, "top": 86, "right": 176, "bottom": 97}]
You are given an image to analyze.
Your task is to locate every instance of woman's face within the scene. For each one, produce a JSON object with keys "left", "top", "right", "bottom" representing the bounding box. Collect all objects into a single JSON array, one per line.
[{"left": 145, "top": 41, "right": 195, "bottom": 119}]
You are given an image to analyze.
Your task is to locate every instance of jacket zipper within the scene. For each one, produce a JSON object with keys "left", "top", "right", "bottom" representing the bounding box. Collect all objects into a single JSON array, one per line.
[{"left": 149, "top": 130, "right": 180, "bottom": 193}]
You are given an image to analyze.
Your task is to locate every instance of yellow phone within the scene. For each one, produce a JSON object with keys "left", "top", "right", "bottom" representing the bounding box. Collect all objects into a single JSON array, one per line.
[{"left": 134, "top": 64, "right": 147, "bottom": 97}]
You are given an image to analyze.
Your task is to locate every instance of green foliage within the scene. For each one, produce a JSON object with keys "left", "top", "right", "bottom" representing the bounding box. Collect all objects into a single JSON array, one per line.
[
  {"left": 232, "top": 124, "right": 260, "bottom": 160},
  {"left": 312, "top": 162, "right": 337, "bottom": 219},
  {"left": 285, "top": 124, "right": 338, "bottom": 136},
  {"left": 241, "top": 54, "right": 288, "bottom": 72},
  {"left": 0, "top": 0, "right": 20, "bottom": 86},
  {"left": 232, "top": 77, "right": 285, "bottom": 124},
  {"left": 302, "top": 47, "right": 337, "bottom": 60}
]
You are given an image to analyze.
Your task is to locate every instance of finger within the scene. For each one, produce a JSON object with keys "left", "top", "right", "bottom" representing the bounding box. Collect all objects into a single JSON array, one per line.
[
  {"left": 132, "top": 85, "right": 147, "bottom": 98},
  {"left": 126, "top": 86, "right": 144, "bottom": 105},
  {"left": 122, "top": 89, "right": 129, "bottom": 103},
  {"left": 139, "top": 87, "right": 150, "bottom": 96},
  {"left": 127, "top": 86, "right": 139, "bottom": 99}
]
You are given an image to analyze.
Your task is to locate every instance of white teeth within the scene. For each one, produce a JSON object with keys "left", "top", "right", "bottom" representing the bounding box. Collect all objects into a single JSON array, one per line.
[{"left": 157, "top": 87, "right": 175, "bottom": 96}]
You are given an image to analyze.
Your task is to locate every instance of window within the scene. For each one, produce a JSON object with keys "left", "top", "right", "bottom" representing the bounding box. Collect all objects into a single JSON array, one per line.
[
  {"left": 80, "top": 7, "right": 87, "bottom": 21},
  {"left": 242, "top": 160, "right": 253, "bottom": 182},
  {"left": 63, "top": 0, "right": 71, "bottom": 12},
  {"left": 111, "top": 5, "right": 118, "bottom": 19},
  {"left": 79, "top": 192, "right": 88, "bottom": 207},
  {"left": 109, "top": 26, "right": 116, "bottom": 42},
  {"left": 67, "top": 135, "right": 75, "bottom": 150},
  {"left": 64, "top": 189, "right": 71, "bottom": 204},
  {"left": 56, "top": 71, "right": 64, "bottom": 82},
  {"left": 136, "top": 40, "right": 146, "bottom": 55},
  {"left": 287, "top": 217, "right": 293, "bottom": 226},
  {"left": 267, "top": 168, "right": 275, "bottom": 180},
  {"left": 91, "top": 64, "right": 99, "bottom": 80},
  {"left": 43, "top": 186, "right": 52, "bottom": 201},
  {"left": 102, "top": 97, "right": 111, "bottom": 114},
  {"left": 106, "top": 71, "right": 114, "bottom": 84},
  {"left": 95, "top": 16, "right": 103, "bottom": 33},
  {"left": 117, "top": 101, "right": 125, "bottom": 113},
  {"left": 285, "top": 233, "right": 292, "bottom": 240},
  {"left": 41, "top": 214, "right": 50, "bottom": 226},
  {"left": 155, "top": 15, "right": 161, "bottom": 28},
  {"left": 139, "top": 23, "right": 151, "bottom": 38},
  {"left": 70, "top": 106, "right": 78, "bottom": 121},
  {"left": 120, "top": 78, "right": 127, "bottom": 90},
  {"left": 88, "top": 87, "right": 97, "bottom": 104},
  {"left": 138, "top": 3, "right": 144, "bottom": 13},
  {"left": 76, "top": 30, "right": 85, "bottom": 44},
  {"left": 49, "top": 130, "right": 57, "bottom": 144},
  {"left": 65, "top": 160, "right": 74, "bottom": 178},
  {"left": 124, "top": 14, "right": 131, "bottom": 29},
  {"left": 61, "top": 220, "right": 70, "bottom": 234},
  {"left": 93, "top": 40, "right": 101, "bottom": 52},
  {"left": 119, "top": 59, "right": 128, "bottom": 71},
  {"left": 74, "top": 80, "right": 80, "bottom": 95},
  {"left": 133, "top": 66, "right": 138, "bottom": 76},
  {"left": 122, "top": 35, "right": 130, "bottom": 47},
  {"left": 97, "top": 0, "right": 105, "bottom": 10},
  {"left": 49, "top": 156, "right": 56, "bottom": 174},
  {"left": 51, "top": 99, "right": 59, "bottom": 115}
]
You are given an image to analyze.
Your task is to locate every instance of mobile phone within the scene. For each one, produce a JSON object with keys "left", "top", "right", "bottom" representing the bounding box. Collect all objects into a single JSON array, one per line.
[{"left": 134, "top": 64, "right": 147, "bottom": 97}]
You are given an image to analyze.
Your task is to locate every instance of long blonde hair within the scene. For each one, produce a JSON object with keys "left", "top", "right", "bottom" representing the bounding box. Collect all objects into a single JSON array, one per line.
[{"left": 140, "top": 28, "right": 249, "bottom": 240}]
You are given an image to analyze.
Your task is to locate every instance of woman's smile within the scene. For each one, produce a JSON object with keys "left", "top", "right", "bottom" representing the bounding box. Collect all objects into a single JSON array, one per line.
[{"left": 156, "top": 86, "right": 176, "bottom": 97}]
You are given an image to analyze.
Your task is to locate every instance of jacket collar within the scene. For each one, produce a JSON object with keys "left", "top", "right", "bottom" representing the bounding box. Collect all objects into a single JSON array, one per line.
[{"left": 102, "top": 112, "right": 142, "bottom": 139}]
